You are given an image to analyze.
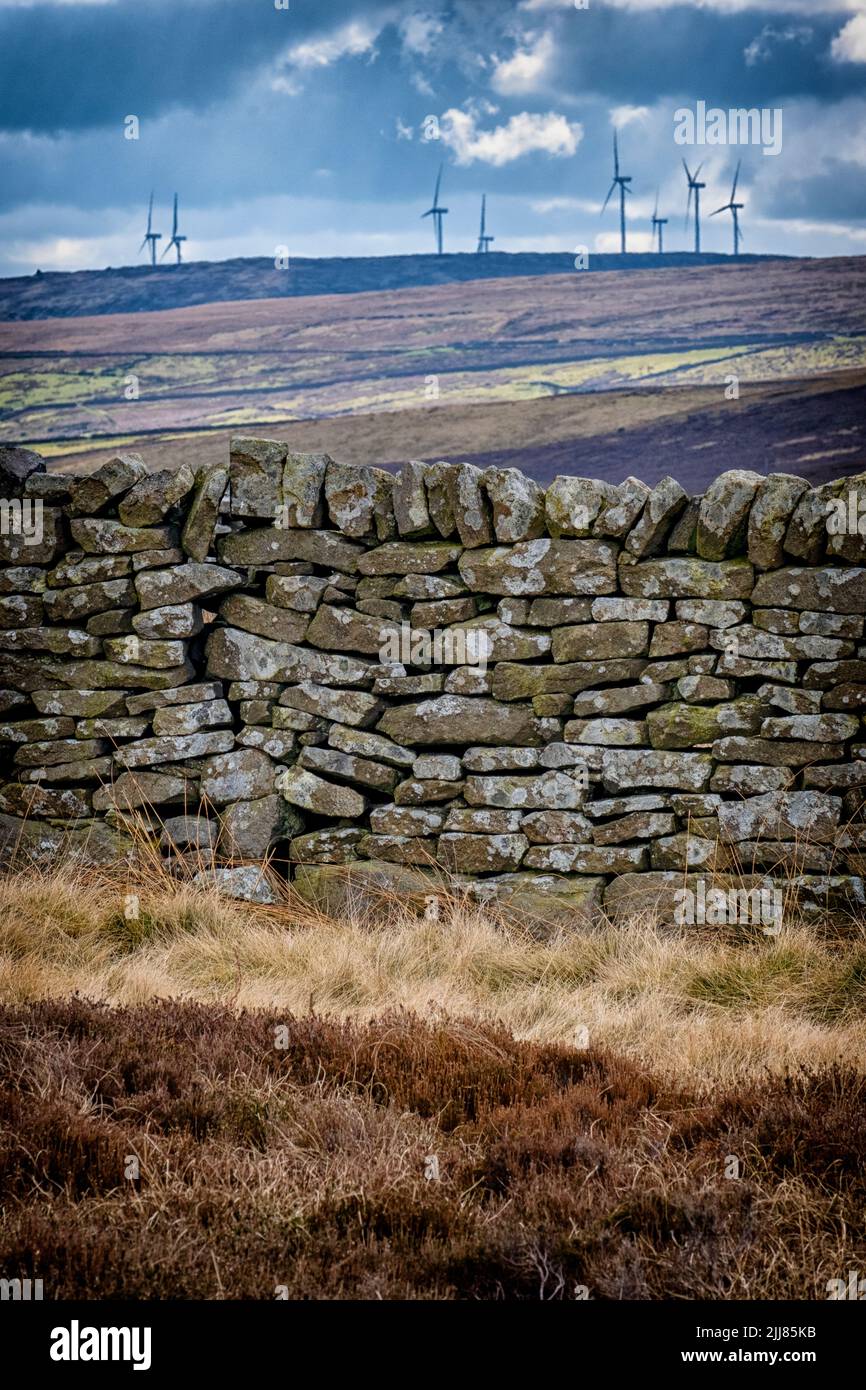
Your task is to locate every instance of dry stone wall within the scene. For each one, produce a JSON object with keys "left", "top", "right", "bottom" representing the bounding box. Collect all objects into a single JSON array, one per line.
[{"left": 1, "top": 440, "right": 865, "bottom": 925}]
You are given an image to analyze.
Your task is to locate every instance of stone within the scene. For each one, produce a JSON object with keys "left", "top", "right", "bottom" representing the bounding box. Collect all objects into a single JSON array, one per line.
[
  {"left": 712, "top": 737, "right": 845, "bottom": 767},
  {"left": 298, "top": 745, "right": 400, "bottom": 794},
  {"left": 424, "top": 462, "right": 458, "bottom": 538},
  {"left": 443, "top": 808, "right": 523, "bottom": 834},
  {"left": 278, "top": 452, "right": 328, "bottom": 528},
  {"left": 70, "top": 518, "right": 174, "bottom": 555},
  {"left": 0, "top": 715, "right": 74, "bottom": 743},
  {"left": 565, "top": 718, "right": 646, "bottom": 746},
  {"left": 552, "top": 621, "right": 648, "bottom": 662},
  {"left": 306, "top": 603, "right": 398, "bottom": 657},
  {"left": 369, "top": 806, "right": 446, "bottom": 837},
  {"left": 235, "top": 727, "right": 297, "bottom": 760},
  {"left": 378, "top": 696, "right": 543, "bottom": 747},
  {"left": 696, "top": 469, "right": 762, "bottom": 560},
  {"left": 646, "top": 697, "right": 764, "bottom": 750},
  {"left": 357, "top": 541, "right": 462, "bottom": 576},
  {"left": 545, "top": 476, "right": 616, "bottom": 538},
  {"left": 5, "top": 627, "right": 101, "bottom": 658},
  {"left": 468, "top": 872, "right": 604, "bottom": 929},
  {"left": 133, "top": 604, "right": 203, "bottom": 640},
  {"left": 394, "top": 778, "right": 465, "bottom": 805},
  {"left": 751, "top": 566, "right": 866, "bottom": 615},
  {"left": 0, "top": 566, "right": 46, "bottom": 596},
  {"left": 594, "top": 811, "right": 677, "bottom": 845},
  {"left": 591, "top": 597, "right": 669, "bottom": 622},
  {"left": 411, "top": 597, "right": 477, "bottom": 627},
  {"left": 219, "top": 526, "right": 364, "bottom": 574},
  {"left": 324, "top": 461, "right": 394, "bottom": 540},
  {"left": 32, "top": 689, "right": 129, "bottom": 718},
  {"left": 152, "top": 699, "right": 232, "bottom": 736},
  {"left": 459, "top": 538, "right": 617, "bottom": 596},
  {"left": 464, "top": 770, "right": 583, "bottom": 810},
  {"left": 103, "top": 637, "right": 187, "bottom": 670},
  {"left": 132, "top": 547, "right": 185, "bottom": 572},
  {"left": 218, "top": 796, "right": 300, "bottom": 860},
  {"left": 266, "top": 573, "right": 329, "bottom": 612},
  {"left": 601, "top": 749, "right": 713, "bottom": 793},
  {"left": 126, "top": 681, "right": 223, "bottom": 714},
  {"left": 394, "top": 573, "right": 466, "bottom": 601},
  {"left": 648, "top": 622, "right": 707, "bottom": 658},
  {"left": 525, "top": 843, "right": 648, "bottom": 874},
  {"left": 447, "top": 616, "right": 549, "bottom": 663},
  {"left": 18, "top": 755, "right": 112, "bottom": 785},
  {"left": 437, "top": 833, "right": 528, "bottom": 873},
  {"left": 217, "top": 593, "right": 309, "bottom": 646},
  {"left": 521, "top": 810, "right": 592, "bottom": 844},
  {"left": 160, "top": 815, "right": 218, "bottom": 854},
  {"left": 784, "top": 482, "right": 841, "bottom": 563},
  {"left": 14, "top": 737, "right": 109, "bottom": 768},
  {"left": 43, "top": 578, "right": 136, "bottom": 621},
  {"left": 0, "top": 815, "right": 134, "bottom": 869},
  {"left": 593, "top": 477, "right": 650, "bottom": 539},
  {"left": 392, "top": 461, "right": 433, "bottom": 538},
  {"left": 444, "top": 666, "right": 492, "bottom": 696},
  {"left": 206, "top": 628, "right": 371, "bottom": 687},
  {"left": 675, "top": 599, "right": 746, "bottom": 628},
  {"left": 292, "top": 860, "right": 444, "bottom": 917},
  {"left": 75, "top": 717, "right": 148, "bottom": 740},
  {"left": 0, "top": 444, "right": 45, "bottom": 496},
  {"left": 759, "top": 713, "right": 860, "bottom": 741},
  {"left": 358, "top": 835, "right": 438, "bottom": 867},
  {"left": 327, "top": 723, "right": 415, "bottom": 768},
  {"left": 413, "top": 754, "right": 463, "bottom": 781},
  {"left": 440, "top": 462, "right": 493, "bottom": 548},
  {"left": 92, "top": 770, "right": 189, "bottom": 812},
  {"left": 462, "top": 746, "right": 540, "bottom": 772},
  {"left": 677, "top": 675, "right": 734, "bottom": 703},
  {"left": 527, "top": 598, "right": 593, "bottom": 626},
  {"left": 491, "top": 659, "right": 647, "bottom": 702},
  {"left": 289, "top": 828, "right": 363, "bottom": 864},
  {"left": 571, "top": 683, "right": 667, "bottom": 718},
  {"left": 114, "top": 730, "right": 234, "bottom": 769},
  {"left": 650, "top": 835, "right": 723, "bottom": 872},
  {"left": 280, "top": 682, "right": 383, "bottom": 728},
  {"left": 666, "top": 498, "right": 701, "bottom": 553},
  {"left": 585, "top": 794, "right": 670, "bottom": 819},
  {"left": 372, "top": 673, "right": 445, "bottom": 696},
  {"left": 748, "top": 474, "right": 809, "bottom": 569},
  {"left": 0, "top": 506, "right": 63, "bottom": 566},
  {"left": 181, "top": 464, "right": 229, "bottom": 561},
  {"left": 625, "top": 477, "right": 688, "bottom": 558},
  {"left": 619, "top": 555, "right": 754, "bottom": 600},
  {"left": 118, "top": 465, "right": 195, "bottom": 526},
  {"left": 194, "top": 865, "right": 278, "bottom": 904},
  {"left": 718, "top": 792, "right": 841, "bottom": 845},
  {"left": 229, "top": 436, "right": 286, "bottom": 519},
  {"left": 0, "top": 782, "right": 91, "bottom": 820},
  {"left": 709, "top": 764, "right": 791, "bottom": 796},
  {"left": 277, "top": 765, "right": 365, "bottom": 818},
  {"left": 135, "top": 562, "right": 239, "bottom": 610},
  {"left": 484, "top": 467, "right": 546, "bottom": 542},
  {"left": 69, "top": 453, "right": 147, "bottom": 515}
]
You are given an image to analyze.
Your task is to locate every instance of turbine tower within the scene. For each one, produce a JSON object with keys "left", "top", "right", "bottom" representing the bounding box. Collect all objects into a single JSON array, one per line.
[
  {"left": 601, "top": 131, "right": 631, "bottom": 254},
  {"left": 161, "top": 194, "right": 187, "bottom": 264},
  {"left": 710, "top": 160, "right": 744, "bottom": 257},
  {"left": 683, "top": 160, "right": 706, "bottom": 255},
  {"left": 651, "top": 189, "right": 668, "bottom": 255},
  {"left": 477, "top": 195, "right": 494, "bottom": 254},
  {"left": 139, "top": 192, "right": 161, "bottom": 267},
  {"left": 422, "top": 165, "right": 448, "bottom": 256}
]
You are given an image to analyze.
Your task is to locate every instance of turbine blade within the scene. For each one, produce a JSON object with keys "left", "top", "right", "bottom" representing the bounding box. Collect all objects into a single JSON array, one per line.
[
  {"left": 433, "top": 164, "right": 442, "bottom": 208},
  {"left": 613, "top": 131, "right": 619, "bottom": 179},
  {"left": 601, "top": 181, "right": 616, "bottom": 214},
  {"left": 653, "top": 188, "right": 659, "bottom": 220},
  {"left": 682, "top": 158, "right": 692, "bottom": 184},
  {"left": 731, "top": 159, "right": 741, "bottom": 203},
  {"left": 694, "top": 162, "right": 704, "bottom": 180},
  {"left": 710, "top": 204, "right": 728, "bottom": 216},
  {"left": 139, "top": 237, "right": 148, "bottom": 252},
  {"left": 684, "top": 184, "right": 693, "bottom": 228}
]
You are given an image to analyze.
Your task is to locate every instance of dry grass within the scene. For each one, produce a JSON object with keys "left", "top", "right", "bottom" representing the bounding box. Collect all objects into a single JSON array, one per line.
[
  {"left": 1, "top": 861, "right": 864, "bottom": 1088},
  {"left": 0, "top": 997, "right": 863, "bottom": 1299}
]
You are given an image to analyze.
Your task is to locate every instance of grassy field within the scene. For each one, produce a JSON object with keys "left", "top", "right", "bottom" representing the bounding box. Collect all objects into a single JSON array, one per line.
[
  {"left": 2, "top": 257, "right": 865, "bottom": 479},
  {"left": 1, "top": 855, "right": 864, "bottom": 1299}
]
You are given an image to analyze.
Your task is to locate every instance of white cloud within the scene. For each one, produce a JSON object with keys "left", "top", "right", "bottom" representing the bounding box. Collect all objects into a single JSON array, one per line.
[
  {"left": 832, "top": 14, "right": 866, "bottom": 62},
  {"left": 491, "top": 31, "right": 555, "bottom": 95},
  {"left": 282, "top": 21, "right": 379, "bottom": 71},
  {"left": 399, "top": 13, "right": 445, "bottom": 56},
  {"left": 440, "top": 107, "right": 582, "bottom": 166},
  {"left": 532, "top": 195, "right": 599, "bottom": 213},
  {"left": 395, "top": 117, "right": 414, "bottom": 140},
  {"left": 611, "top": 105, "right": 650, "bottom": 129}
]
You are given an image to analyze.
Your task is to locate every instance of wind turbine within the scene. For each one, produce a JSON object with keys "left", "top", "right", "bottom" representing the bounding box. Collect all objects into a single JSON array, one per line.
[
  {"left": 683, "top": 160, "right": 706, "bottom": 254},
  {"left": 161, "top": 194, "right": 187, "bottom": 264},
  {"left": 601, "top": 131, "right": 631, "bottom": 254},
  {"left": 710, "top": 160, "right": 744, "bottom": 257},
  {"left": 477, "top": 194, "right": 494, "bottom": 254},
  {"left": 651, "top": 189, "right": 668, "bottom": 254},
  {"left": 422, "top": 165, "right": 448, "bottom": 256},
  {"left": 139, "top": 192, "right": 161, "bottom": 267}
]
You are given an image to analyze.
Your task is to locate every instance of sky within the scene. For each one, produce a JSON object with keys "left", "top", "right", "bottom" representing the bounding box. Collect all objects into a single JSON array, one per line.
[{"left": 0, "top": 0, "right": 865, "bottom": 278}]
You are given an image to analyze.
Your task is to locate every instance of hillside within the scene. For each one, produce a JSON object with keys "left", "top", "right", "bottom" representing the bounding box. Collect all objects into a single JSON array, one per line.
[{"left": 0, "top": 249, "right": 786, "bottom": 322}]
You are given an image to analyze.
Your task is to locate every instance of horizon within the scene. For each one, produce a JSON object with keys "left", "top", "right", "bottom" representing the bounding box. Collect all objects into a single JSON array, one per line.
[{"left": 1, "top": 0, "right": 865, "bottom": 280}]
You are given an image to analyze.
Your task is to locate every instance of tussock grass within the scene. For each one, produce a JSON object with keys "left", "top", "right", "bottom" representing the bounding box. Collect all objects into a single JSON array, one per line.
[{"left": 1, "top": 862, "right": 864, "bottom": 1087}]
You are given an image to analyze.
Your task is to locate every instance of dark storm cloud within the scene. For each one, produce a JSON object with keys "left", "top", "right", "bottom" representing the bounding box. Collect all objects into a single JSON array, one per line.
[
  {"left": 760, "top": 159, "right": 866, "bottom": 222},
  {"left": 0, "top": 0, "right": 388, "bottom": 133}
]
